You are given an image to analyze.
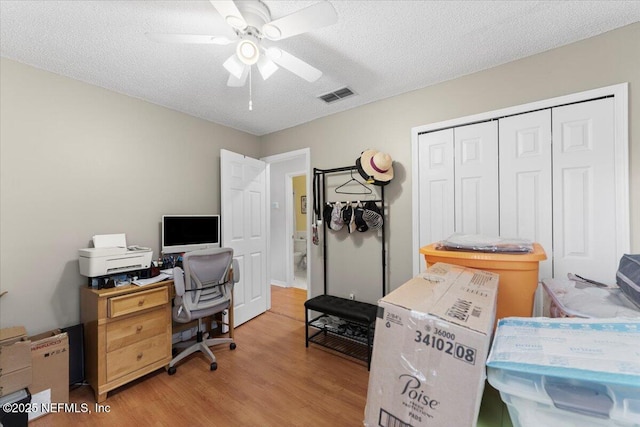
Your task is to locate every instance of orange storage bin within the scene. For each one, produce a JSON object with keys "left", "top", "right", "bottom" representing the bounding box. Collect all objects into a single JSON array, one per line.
[{"left": 420, "top": 243, "right": 547, "bottom": 322}]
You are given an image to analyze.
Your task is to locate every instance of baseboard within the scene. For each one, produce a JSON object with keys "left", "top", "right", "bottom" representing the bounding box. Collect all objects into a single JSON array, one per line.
[{"left": 271, "top": 280, "right": 288, "bottom": 288}]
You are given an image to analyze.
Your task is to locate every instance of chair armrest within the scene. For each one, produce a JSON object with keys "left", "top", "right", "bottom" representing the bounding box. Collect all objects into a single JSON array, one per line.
[
  {"left": 173, "top": 266, "right": 185, "bottom": 296},
  {"left": 232, "top": 259, "right": 240, "bottom": 283}
]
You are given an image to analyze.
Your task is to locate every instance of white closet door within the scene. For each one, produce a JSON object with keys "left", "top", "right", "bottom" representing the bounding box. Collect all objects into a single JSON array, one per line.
[
  {"left": 454, "top": 121, "right": 499, "bottom": 236},
  {"left": 499, "top": 110, "right": 553, "bottom": 279},
  {"left": 552, "top": 98, "right": 616, "bottom": 283},
  {"left": 417, "top": 129, "right": 455, "bottom": 261}
]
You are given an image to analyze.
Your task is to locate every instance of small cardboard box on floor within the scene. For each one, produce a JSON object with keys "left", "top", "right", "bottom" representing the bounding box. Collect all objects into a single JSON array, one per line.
[
  {"left": 28, "top": 330, "right": 69, "bottom": 421},
  {"left": 364, "top": 262, "right": 499, "bottom": 427}
]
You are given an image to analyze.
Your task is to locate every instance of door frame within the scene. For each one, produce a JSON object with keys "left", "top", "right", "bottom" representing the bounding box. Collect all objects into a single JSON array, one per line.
[
  {"left": 411, "top": 83, "right": 629, "bottom": 276},
  {"left": 262, "top": 148, "right": 311, "bottom": 299}
]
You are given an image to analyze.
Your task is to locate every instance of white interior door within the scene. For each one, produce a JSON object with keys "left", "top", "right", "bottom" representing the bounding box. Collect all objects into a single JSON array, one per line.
[
  {"left": 221, "top": 149, "right": 267, "bottom": 327},
  {"left": 499, "top": 109, "right": 553, "bottom": 279},
  {"left": 552, "top": 98, "right": 617, "bottom": 283},
  {"left": 417, "top": 128, "right": 455, "bottom": 268},
  {"left": 454, "top": 121, "right": 499, "bottom": 236}
]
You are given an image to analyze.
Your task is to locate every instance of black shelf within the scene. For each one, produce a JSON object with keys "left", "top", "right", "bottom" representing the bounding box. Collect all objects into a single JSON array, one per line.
[{"left": 307, "top": 315, "right": 374, "bottom": 366}]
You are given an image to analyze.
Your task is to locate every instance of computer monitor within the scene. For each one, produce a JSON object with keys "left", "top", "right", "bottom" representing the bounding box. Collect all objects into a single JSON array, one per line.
[{"left": 161, "top": 214, "right": 220, "bottom": 254}]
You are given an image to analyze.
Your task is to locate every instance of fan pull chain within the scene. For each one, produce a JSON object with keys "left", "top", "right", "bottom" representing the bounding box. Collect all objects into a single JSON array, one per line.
[{"left": 249, "top": 67, "right": 253, "bottom": 111}]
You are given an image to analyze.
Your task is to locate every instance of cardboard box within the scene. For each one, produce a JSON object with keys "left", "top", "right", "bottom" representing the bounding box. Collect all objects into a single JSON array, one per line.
[
  {"left": 364, "top": 262, "right": 499, "bottom": 427},
  {"left": 28, "top": 330, "right": 69, "bottom": 420},
  {"left": 421, "top": 243, "right": 546, "bottom": 322},
  {"left": 0, "top": 326, "right": 32, "bottom": 397}
]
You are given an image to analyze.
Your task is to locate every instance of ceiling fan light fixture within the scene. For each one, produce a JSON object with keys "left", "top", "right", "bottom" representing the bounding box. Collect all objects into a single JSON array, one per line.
[
  {"left": 262, "top": 23, "right": 281, "bottom": 40},
  {"left": 236, "top": 39, "right": 260, "bottom": 65},
  {"left": 256, "top": 56, "right": 278, "bottom": 80},
  {"left": 223, "top": 54, "right": 246, "bottom": 79}
]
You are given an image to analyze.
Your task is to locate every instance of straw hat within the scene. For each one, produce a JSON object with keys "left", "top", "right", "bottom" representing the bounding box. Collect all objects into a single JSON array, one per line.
[{"left": 356, "top": 149, "right": 394, "bottom": 186}]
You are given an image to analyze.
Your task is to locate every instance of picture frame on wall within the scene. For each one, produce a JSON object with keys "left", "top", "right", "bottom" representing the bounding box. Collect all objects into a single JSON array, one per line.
[{"left": 301, "top": 196, "right": 307, "bottom": 214}]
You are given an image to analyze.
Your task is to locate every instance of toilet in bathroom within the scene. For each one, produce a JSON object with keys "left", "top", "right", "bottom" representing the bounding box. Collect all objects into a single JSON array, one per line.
[{"left": 294, "top": 235, "right": 307, "bottom": 270}]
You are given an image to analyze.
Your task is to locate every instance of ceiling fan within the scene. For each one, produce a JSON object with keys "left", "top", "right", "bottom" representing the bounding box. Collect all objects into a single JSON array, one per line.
[{"left": 147, "top": 0, "right": 338, "bottom": 88}]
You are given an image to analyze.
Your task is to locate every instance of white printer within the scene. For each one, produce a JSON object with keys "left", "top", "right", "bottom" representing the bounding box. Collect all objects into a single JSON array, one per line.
[{"left": 79, "top": 233, "right": 153, "bottom": 279}]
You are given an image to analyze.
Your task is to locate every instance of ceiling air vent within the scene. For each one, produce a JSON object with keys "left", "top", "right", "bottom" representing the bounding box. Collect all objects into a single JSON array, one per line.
[{"left": 318, "top": 87, "right": 355, "bottom": 104}]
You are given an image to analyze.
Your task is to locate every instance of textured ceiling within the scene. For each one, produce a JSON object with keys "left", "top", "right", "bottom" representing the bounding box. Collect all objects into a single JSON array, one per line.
[{"left": 1, "top": 1, "right": 639, "bottom": 136}]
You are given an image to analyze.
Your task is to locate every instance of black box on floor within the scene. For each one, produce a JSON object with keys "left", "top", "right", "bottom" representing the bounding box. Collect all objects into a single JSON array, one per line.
[
  {"left": 62, "top": 323, "right": 85, "bottom": 385},
  {"left": 0, "top": 388, "right": 31, "bottom": 427}
]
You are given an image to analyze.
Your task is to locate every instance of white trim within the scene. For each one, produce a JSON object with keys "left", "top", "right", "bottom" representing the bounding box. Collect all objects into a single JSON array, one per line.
[
  {"left": 271, "top": 280, "right": 288, "bottom": 288},
  {"left": 411, "top": 83, "right": 630, "bottom": 276},
  {"left": 411, "top": 127, "right": 422, "bottom": 275},
  {"left": 263, "top": 162, "right": 273, "bottom": 310},
  {"left": 613, "top": 84, "right": 630, "bottom": 262}
]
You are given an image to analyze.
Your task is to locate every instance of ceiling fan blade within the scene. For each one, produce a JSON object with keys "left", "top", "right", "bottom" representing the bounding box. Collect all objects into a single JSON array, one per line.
[
  {"left": 262, "top": 1, "right": 338, "bottom": 41},
  {"left": 227, "top": 66, "right": 249, "bottom": 87},
  {"left": 256, "top": 55, "right": 278, "bottom": 80},
  {"left": 145, "top": 33, "right": 236, "bottom": 45},
  {"left": 223, "top": 54, "right": 246, "bottom": 79},
  {"left": 265, "top": 47, "right": 322, "bottom": 82},
  {"left": 210, "top": 0, "right": 247, "bottom": 31}
]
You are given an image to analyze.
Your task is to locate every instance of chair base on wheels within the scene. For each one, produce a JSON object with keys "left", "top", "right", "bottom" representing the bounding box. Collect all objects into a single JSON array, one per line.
[{"left": 168, "top": 323, "right": 236, "bottom": 375}]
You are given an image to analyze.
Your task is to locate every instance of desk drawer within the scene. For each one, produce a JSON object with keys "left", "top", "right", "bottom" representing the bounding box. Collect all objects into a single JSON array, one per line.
[
  {"left": 108, "top": 287, "right": 168, "bottom": 318},
  {"left": 106, "top": 334, "right": 169, "bottom": 382},
  {"left": 106, "top": 307, "right": 167, "bottom": 352}
]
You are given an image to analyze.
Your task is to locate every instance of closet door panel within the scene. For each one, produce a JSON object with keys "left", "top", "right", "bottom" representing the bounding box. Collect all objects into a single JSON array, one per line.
[
  {"left": 454, "top": 121, "right": 499, "bottom": 236},
  {"left": 418, "top": 129, "right": 455, "bottom": 253},
  {"left": 499, "top": 109, "right": 552, "bottom": 279},
  {"left": 552, "top": 98, "right": 616, "bottom": 283}
]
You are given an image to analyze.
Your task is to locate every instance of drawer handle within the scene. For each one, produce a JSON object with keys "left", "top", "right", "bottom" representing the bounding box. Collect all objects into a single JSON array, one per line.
[
  {"left": 138, "top": 299, "right": 145, "bottom": 306},
  {"left": 137, "top": 352, "right": 143, "bottom": 360},
  {"left": 136, "top": 325, "right": 143, "bottom": 333}
]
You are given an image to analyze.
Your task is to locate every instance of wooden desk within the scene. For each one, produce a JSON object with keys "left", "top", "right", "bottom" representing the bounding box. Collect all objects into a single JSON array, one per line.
[
  {"left": 80, "top": 279, "right": 235, "bottom": 402},
  {"left": 80, "top": 281, "right": 173, "bottom": 403}
]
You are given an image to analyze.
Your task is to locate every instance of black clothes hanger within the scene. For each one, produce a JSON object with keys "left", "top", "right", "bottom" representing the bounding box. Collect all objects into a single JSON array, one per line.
[{"left": 335, "top": 169, "right": 373, "bottom": 195}]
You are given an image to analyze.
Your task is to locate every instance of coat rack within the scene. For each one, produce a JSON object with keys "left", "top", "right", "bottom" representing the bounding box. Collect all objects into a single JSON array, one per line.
[{"left": 313, "top": 165, "right": 386, "bottom": 297}]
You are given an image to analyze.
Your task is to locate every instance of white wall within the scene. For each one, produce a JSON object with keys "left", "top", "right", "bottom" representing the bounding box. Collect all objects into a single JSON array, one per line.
[
  {"left": 268, "top": 156, "right": 305, "bottom": 285},
  {"left": 261, "top": 23, "right": 640, "bottom": 303},
  {"left": 0, "top": 58, "right": 260, "bottom": 334}
]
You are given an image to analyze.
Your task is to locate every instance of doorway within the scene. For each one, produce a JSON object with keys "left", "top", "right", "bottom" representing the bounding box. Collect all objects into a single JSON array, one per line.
[
  {"left": 263, "top": 149, "right": 311, "bottom": 298},
  {"left": 289, "top": 173, "right": 307, "bottom": 290}
]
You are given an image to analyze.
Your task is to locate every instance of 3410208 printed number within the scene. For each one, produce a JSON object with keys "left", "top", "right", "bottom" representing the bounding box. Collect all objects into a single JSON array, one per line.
[{"left": 414, "top": 330, "right": 477, "bottom": 364}]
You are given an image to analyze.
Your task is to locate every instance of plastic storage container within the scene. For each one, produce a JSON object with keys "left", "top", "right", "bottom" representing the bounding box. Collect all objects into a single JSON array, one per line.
[
  {"left": 487, "top": 317, "right": 640, "bottom": 427},
  {"left": 420, "top": 243, "right": 546, "bottom": 321},
  {"left": 542, "top": 278, "right": 640, "bottom": 318}
]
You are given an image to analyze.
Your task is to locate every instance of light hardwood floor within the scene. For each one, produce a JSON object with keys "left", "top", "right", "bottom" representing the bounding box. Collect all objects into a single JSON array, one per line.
[
  {"left": 31, "top": 286, "right": 370, "bottom": 426},
  {"left": 31, "top": 286, "right": 511, "bottom": 426}
]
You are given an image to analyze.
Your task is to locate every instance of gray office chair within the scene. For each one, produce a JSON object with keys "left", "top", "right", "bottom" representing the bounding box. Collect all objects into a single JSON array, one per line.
[{"left": 167, "top": 247, "right": 239, "bottom": 375}]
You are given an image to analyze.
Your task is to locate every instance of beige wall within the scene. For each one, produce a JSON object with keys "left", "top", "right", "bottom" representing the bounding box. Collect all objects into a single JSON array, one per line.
[
  {"left": 0, "top": 58, "right": 260, "bottom": 333},
  {"left": 261, "top": 23, "right": 640, "bottom": 302},
  {"left": 1, "top": 22, "right": 638, "bottom": 332}
]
